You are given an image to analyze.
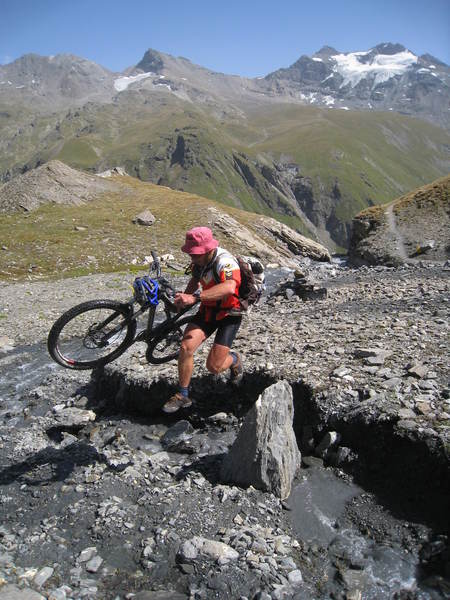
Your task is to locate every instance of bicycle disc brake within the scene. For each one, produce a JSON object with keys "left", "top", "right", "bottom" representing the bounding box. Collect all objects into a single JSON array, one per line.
[{"left": 84, "top": 323, "right": 111, "bottom": 349}]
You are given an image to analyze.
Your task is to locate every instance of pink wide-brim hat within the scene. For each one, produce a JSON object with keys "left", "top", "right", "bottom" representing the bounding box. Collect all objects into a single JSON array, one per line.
[{"left": 181, "top": 226, "right": 219, "bottom": 254}]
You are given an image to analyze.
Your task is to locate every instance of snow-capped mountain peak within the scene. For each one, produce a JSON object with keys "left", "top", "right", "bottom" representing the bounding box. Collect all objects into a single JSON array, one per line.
[
  {"left": 331, "top": 48, "right": 418, "bottom": 88},
  {"left": 0, "top": 44, "right": 448, "bottom": 128},
  {"left": 265, "top": 43, "right": 449, "bottom": 127}
]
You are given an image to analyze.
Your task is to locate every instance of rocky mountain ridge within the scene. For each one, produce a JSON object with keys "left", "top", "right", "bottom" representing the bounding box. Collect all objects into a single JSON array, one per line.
[
  {"left": 1, "top": 44, "right": 448, "bottom": 126},
  {"left": 265, "top": 43, "right": 449, "bottom": 128},
  {"left": 0, "top": 53, "right": 116, "bottom": 110}
]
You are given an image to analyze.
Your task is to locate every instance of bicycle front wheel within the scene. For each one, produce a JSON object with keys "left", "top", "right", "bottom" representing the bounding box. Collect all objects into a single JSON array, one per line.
[
  {"left": 146, "top": 316, "right": 193, "bottom": 364},
  {"left": 47, "top": 300, "right": 137, "bottom": 370}
]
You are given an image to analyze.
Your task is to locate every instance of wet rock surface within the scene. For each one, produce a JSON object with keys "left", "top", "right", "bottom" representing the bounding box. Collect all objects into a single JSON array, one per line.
[{"left": 0, "top": 258, "right": 449, "bottom": 598}]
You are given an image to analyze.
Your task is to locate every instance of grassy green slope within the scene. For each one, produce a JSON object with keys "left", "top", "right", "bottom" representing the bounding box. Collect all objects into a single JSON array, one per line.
[
  {"left": 54, "top": 98, "right": 315, "bottom": 234},
  {"left": 1, "top": 93, "right": 449, "bottom": 247},
  {"left": 0, "top": 175, "right": 296, "bottom": 282},
  {"left": 355, "top": 174, "right": 450, "bottom": 221},
  {"left": 241, "top": 105, "right": 450, "bottom": 220}
]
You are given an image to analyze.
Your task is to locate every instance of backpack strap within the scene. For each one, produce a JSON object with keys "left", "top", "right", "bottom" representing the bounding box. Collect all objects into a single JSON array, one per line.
[
  {"left": 211, "top": 256, "right": 221, "bottom": 284},
  {"left": 210, "top": 253, "right": 244, "bottom": 311},
  {"left": 201, "top": 254, "right": 222, "bottom": 312}
]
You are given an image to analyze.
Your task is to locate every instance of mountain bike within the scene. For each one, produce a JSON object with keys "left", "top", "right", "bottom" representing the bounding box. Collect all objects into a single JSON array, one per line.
[{"left": 47, "top": 251, "right": 196, "bottom": 370}]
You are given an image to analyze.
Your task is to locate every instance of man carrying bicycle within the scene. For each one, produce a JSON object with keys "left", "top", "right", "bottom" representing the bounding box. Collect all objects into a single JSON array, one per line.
[{"left": 162, "top": 226, "right": 243, "bottom": 414}]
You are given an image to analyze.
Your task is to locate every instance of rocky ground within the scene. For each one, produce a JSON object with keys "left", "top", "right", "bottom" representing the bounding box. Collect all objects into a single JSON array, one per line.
[{"left": 0, "top": 259, "right": 449, "bottom": 599}]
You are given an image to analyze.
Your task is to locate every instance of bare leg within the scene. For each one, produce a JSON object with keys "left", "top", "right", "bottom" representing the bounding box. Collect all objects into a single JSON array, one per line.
[
  {"left": 206, "top": 343, "right": 234, "bottom": 374},
  {"left": 178, "top": 324, "right": 207, "bottom": 388}
]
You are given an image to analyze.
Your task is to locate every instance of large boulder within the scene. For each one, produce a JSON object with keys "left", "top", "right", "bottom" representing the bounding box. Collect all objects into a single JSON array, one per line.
[
  {"left": 177, "top": 536, "right": 239, "bottom": 564},
  {"left": 220, "top": 380, "right": 300, "bottom": 500},
  {"left": 133, "top": 209, "right": 156, "bottom": 226}
]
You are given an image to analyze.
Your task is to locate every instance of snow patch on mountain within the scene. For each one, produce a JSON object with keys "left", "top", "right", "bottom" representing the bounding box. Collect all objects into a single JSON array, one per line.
[
  {"left": 114, "top": 72, "right": 153, "bottom": 92},
  {"left": 155, "top": 83, "right": 172, "bottom": 91},
  {"left": 332, "top": 50, "right": 418, "bottom": 88},
  {"left": 300, "top": 92, "right": 318, "bottom": 103}
]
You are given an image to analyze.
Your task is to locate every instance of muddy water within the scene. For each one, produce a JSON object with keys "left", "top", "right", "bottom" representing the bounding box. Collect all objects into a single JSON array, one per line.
[{"left": 290, "top": 467, "right": 362, "bottom": 545}]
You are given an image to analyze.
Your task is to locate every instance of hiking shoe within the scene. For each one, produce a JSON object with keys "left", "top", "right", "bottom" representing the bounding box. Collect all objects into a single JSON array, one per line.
[
  {"left": 162, "top": 392, "right": 192, "bottom": 414},
  {"left": 229, "top": 353, "right": 243, "bottom": 384}
]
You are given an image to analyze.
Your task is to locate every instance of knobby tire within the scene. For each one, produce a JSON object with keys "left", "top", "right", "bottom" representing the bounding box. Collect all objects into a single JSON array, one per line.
[
  {"left": 146, "top": 315, "right": 193, "bottom": 364},
  {"left": 47, "top": 299, "right": 137, "bottom": 370}
]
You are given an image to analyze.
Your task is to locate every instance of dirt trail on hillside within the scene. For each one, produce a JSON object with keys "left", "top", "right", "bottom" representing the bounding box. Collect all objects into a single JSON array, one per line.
[
  {"left": 385, "top": 204, "right": 408, "bottom": 262},
  {"left": 248, "top": 128, "right": 269, "bottom": 147}
]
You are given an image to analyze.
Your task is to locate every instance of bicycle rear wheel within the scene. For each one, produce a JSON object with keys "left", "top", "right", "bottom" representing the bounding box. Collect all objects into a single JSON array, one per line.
[
  {"left": 47, "top": 300, "right": 137, "bottom": 370},
  {"left": 146, "top": 316, "right": 193, "bottom": 364}
]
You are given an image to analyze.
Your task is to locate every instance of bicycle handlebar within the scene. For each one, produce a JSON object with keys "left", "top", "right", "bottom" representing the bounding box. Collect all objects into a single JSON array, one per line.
[{"left": 145, "top": 249, "right": 199, "bottom": 314}]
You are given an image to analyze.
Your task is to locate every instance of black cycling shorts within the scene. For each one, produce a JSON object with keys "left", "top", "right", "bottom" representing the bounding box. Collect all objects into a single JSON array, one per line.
[{"left": 190, "top": 314, "right": 242, "bottom": 348}]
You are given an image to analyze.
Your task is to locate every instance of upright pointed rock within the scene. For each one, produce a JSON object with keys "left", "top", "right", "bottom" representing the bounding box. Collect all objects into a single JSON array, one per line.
[{"left": 220, "top": 380, "right": 301, "bottom": 500}]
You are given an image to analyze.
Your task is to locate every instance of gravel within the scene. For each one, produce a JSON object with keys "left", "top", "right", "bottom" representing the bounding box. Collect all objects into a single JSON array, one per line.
[{"left": 0, "top": 259, "right": 449, "bottom": 599}]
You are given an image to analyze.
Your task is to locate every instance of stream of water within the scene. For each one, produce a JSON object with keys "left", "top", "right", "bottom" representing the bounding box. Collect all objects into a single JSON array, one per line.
[
  {"left": 0, "top": 342, "right": 59, "bottom": 419},
  {"left": 288, "top": 468, "right": 440, "bottom": 599}
]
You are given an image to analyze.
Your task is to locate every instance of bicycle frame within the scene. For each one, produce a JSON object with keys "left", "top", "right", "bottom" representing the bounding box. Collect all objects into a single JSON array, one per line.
[
  {"left": 135, "top": 299, "right": 194, "bottom": 345},
  {"left": 47, "top": 249, "right": 199, "bottom": 370},
  {"left": 96, "top": 250, "right": 195, "bottom": 350}
]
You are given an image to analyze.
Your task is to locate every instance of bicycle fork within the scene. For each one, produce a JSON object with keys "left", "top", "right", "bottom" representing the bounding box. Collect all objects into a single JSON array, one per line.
[{"left": 91, "top": 301, "right": 142, "bottom": 346}]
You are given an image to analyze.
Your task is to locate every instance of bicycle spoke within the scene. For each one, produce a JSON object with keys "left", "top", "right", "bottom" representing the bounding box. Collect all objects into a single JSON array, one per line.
[
  {"left": 56, "top": 307, "right": 128, "bottom": 364},
  {"left": 150, "top": 328, "right": 184, "bottom": 359},
  {"left": 146, "top": 316, "right": 193, "bottom": 364}
]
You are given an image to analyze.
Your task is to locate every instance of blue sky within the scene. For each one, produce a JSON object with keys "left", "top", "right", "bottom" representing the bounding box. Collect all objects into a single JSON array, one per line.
[{"left": 2, "top": 0, "right": 449, "bottom": 75}]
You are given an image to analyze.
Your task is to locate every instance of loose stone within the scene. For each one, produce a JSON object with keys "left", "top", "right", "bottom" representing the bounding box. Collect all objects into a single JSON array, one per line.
[{"left": 34, "top": 566, "right": 54, "bottom": 587}]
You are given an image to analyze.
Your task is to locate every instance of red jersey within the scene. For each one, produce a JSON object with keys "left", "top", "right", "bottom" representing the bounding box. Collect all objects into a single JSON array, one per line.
[{"left": 192, "top": 248, "right": 241, "bottom": 321}]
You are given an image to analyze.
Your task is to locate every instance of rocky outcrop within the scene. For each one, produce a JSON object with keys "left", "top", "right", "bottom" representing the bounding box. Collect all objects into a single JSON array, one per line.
[
  {"left": 256, "top": 215, "right": 331, "bottom": 262},
  {"left": 252, "top": 161, "right": 351, "bottom": 249},
  {"left": 207, "top": 207, "right": 293, "bottom": 265},
  {"left": 0, "top": 160, "right": 120, "bottom": 212},
  {"left": 135, "top": 49, "right": 165, "bottom": 74},
  {"left": 348, "top": 175, "right": 450, "bottom": 265},
  {"left": 220, "top": 381, "right": 301, "bottom": 500},
  {"left": 207, "top": 207, "right": 330, "bottom": 266}
]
